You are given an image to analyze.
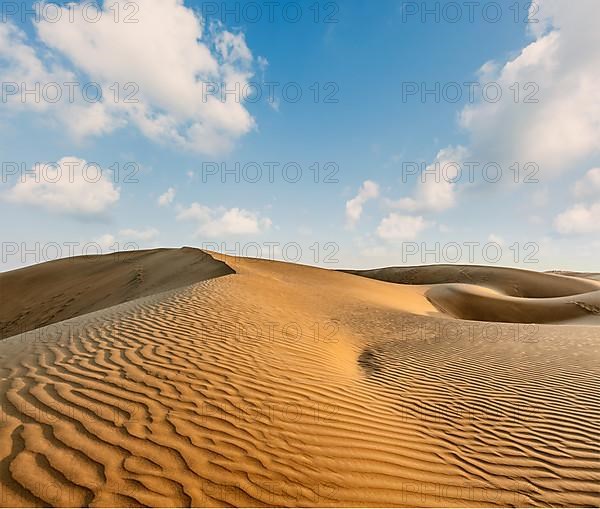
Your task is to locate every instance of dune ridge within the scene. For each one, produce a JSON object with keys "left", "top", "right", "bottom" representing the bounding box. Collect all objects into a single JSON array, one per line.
[
  {"left": 426, "top": 284, "right": 600, "bottom": 324},
  {"left": 345, "top": 265, "right": 600, "bottom": 325},
  {"left": 0, "top": 247, "right": 234, "bottom": 341},
  {"left": 343, "top": 265, "right": 600, "bottom": 297},
  {"left": 0, "top": 253, "right": 598, "bottom": 507}
]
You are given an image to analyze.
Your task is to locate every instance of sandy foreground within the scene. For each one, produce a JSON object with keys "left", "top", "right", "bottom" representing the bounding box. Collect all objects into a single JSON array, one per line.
[{"left": 0, "top": 248, "right": 599, "bottom": 507}]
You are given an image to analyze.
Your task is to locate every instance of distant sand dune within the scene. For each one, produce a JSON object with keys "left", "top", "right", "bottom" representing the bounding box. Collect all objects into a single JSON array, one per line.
[
  {"left": 344, "top": 265, "right": 600, "bottom": 297},
  {"left": 0, "top": 252, "right": 598, "bottom": 507},
  {"left": 346, "top": 265, "right": 600, "bottom": 325},
  {"left": 426, "top": 284, "right": 600, "bottom": 324}
]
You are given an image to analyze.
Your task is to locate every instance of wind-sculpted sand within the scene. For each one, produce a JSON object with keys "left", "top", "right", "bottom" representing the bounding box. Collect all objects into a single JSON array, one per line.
[
  {"left": 0, "top": 250, "right": 599, "bottom": 507},
  {"left": 347, "top": 265, "right": 600, "bottom": 325},
  {"left": 0, "top": 248, "right": 234, "bottom": 341}
]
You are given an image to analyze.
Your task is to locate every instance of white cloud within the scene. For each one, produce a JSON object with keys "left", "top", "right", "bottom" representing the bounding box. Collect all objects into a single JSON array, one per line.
[
  {"left": 459, "top": 0, "right": 600, "bottom": 176},
  {"left": 177, "top": 203, "right": 272, "bottom": 237},
  {"left": 118, "top": 228, "right": 160, "bottom": 241},
  {"left": 176, "top": 202, "right": 213, "bottom": 223},
  {"left": 573, "top": 168, "right": 600, "bottom": 199},
  {"left": 0, "top": 22, "right": 117, "bottom": 138},
  {"left": 389, "top": 145, "right": 467, "bottom": 213},
  {"left": 376, "top": 213, "right": 430, "bottom": 241},
  {"left": 94, "top": 234, "right": 117, "bottom": 251},
  {"left": 346, "top": 180, "right": 379, "bottom": 227},
  {"left": 267, "top": 96, "right": 281, "bottom": 112},
  {"left": 257, "top": 56, "right": 269, "bottom": 72},
  {"left": 0, "top": 0, "right": 258, "bottom": 153},
  {"left": 158, "top": 187, "right": 176, "bottom": 206},
  {"left": 4, "top": 157, "right": 120, "bottom": 217},
  {"left": 554, "top": 202, "right": 600, "bottom": 235},
  {"left": 554, "top": 167, "right": 600, "bottom": 235}
]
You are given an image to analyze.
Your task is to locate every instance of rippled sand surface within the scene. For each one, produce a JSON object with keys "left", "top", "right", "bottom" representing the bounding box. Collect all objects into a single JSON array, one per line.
[{"left": 1, "top": 251, "right": 598, "bottom": 506}]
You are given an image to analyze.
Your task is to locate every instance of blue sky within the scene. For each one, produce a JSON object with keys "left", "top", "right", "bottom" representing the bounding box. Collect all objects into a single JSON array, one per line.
[{"left": 1, "top": 0, "right": 599, "bottom": 272}]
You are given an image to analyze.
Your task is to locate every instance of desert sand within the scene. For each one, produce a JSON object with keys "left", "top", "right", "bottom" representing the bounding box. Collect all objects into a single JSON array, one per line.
[
  {"left": 346, "top": 265, "right": 600, "bottom": 325},
  {"left": 0, "top": 248, "right": 599, "bottom": 507}
]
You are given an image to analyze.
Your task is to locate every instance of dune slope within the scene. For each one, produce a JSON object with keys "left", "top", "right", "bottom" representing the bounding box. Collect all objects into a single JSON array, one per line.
[
  {"left": 426, "top": 284, "right": 600, "bottom": 324},
  {"left": 0, "top": 256, "right": 598, "bottom": 507},
  {"left": 0, "top": 248, "right": 234, "bottom": 341},
  {"left": 344, "top": 265, "right": 599, "bottom": 297},
  {"left": 346, "top": 265, "right": 600, "bottom": 325}
]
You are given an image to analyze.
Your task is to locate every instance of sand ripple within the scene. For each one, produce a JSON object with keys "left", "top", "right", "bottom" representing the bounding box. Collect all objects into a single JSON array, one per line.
[{"left": 0, "top": 256, "right": 598, "bottom": 506}]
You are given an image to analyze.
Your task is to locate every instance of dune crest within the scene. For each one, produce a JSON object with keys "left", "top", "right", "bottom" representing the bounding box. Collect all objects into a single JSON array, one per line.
[
  {"left": 0, "top": 248, "right": 234, "bottom": 341},
  {"left": 346, "top": 265, "right": 600, "bottom": 325},
  {"left": 344, "top": 264, "right": 600, "bottom": 297}
]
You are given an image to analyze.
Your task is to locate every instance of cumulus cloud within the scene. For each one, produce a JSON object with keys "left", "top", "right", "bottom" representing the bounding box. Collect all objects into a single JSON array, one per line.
[
  {"left": 0, "top": 22, "right": 117, "bottom": 138},
  {"left": 4, "top": 157, "right": 120, "bottom": 217},
  {"left": 346, "top": 180, "right": 379, "bottom": 227},
  {"left": 0, "top": 0, "right": 257, "bottom": 153},
  {"left": 554, "top": 167, "right": 600, "bottom": 235},
  {"left": 94, "top": 234, "right": 117, "bottom": 251},
  {"left": 158, "top": 187, "right": 176, "bottom": 206},
  {"left": 554, "top": 202, "right": 600, "bottom": 235},
  {"left": 376, "top": 213, "right": 430, "bottom": 241},
  {"left": 459, "top": 0, "right": 600, "bottom": 176},
  {"left": 389, "top": 146, "right": 467, "bottom": 213},
  {"left": 573, "top": 168, "right": 600, "bottom": 199},
  {"left": 177, "top": 203, "right": 272, "bottom": 237}
]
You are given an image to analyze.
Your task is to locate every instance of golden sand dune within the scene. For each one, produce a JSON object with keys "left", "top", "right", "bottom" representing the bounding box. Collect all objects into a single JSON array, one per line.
[
  {"left": 0, "top": 251, "right": 599, "bottom": 507},
  {"left": 344, "top": 265, "right": 600, "bottom": 297},
  {"left": 346, "top": 265, "right": 600, "bottom": 325},
  {"left": 0, "top": 248, "right": 234, "bottom": 341},
  {"left": 426, "top": 284, "right": 600, "bottom": 324}
]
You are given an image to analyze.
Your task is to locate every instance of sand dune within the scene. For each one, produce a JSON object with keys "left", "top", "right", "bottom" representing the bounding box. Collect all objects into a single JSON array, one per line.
[
  {"left": 344, "top": 265, "right": 600, "bottom": 297},
  {"left": 426, "top": 284, "right": 600, "bottom": 324},
  {"left": 0, "top": 248, "right": 234, "bottom": 341},
  {"left": 0, "top": 252, "right": 599, "bottom": 507},
  {"left": 346, "top": 265, "right": 600, "bottom": 325}
]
